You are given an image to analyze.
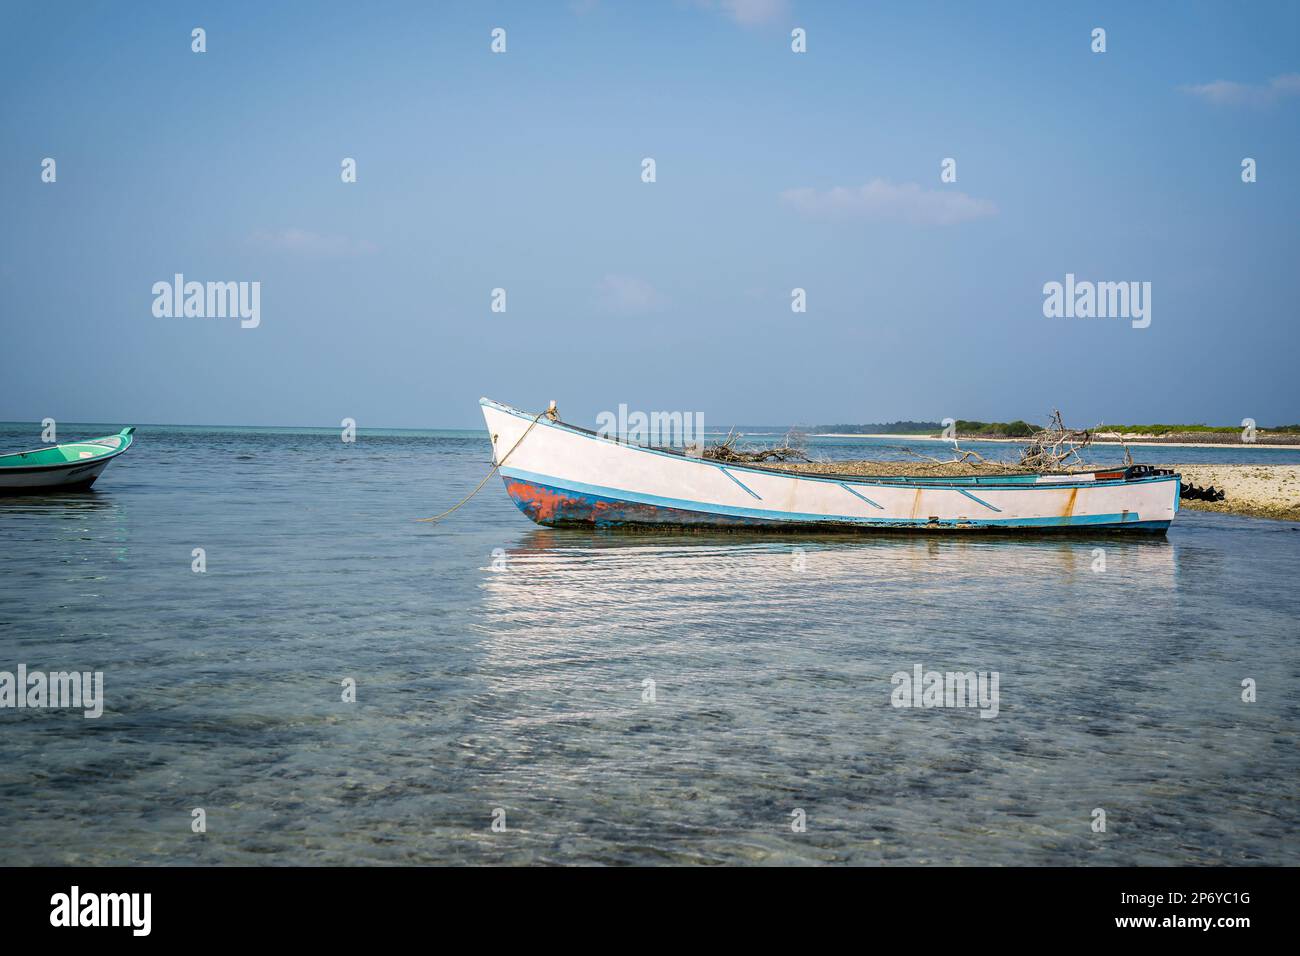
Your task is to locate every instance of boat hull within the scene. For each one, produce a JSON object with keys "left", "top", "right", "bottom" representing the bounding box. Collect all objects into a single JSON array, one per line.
[
  {"left": 481, "top": 399, "right": 1179, "bottom": 534},
  {"left": 0, "top": 428, "right": 134, "bottom": 495},
  {"left": 0, "top": 459, "right": 112, "bottom": 494},
  {"left": 501, "top": 473, "right": 1172, "bottom": 533}
]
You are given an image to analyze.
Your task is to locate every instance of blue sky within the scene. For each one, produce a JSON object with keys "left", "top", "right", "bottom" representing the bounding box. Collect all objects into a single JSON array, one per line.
[{"left": 1, "top": 1, "right": 1296, "bottom": 428}]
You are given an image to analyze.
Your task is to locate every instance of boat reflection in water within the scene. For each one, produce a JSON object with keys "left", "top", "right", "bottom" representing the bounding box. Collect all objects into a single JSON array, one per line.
[
  {"left": 465, "top": 529, "right": 1215, "bottom": 864},
  {"left": 472, "top": 527, "right": 1180, "bottom": 715},
  {"left": 478, "top": 528, "right": 1179, "bottom": 637}
]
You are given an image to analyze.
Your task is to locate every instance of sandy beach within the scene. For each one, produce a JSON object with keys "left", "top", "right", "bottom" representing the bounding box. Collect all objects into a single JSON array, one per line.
[{"left": 1171, "top": 464, "right": 1300, "bottom": 522}]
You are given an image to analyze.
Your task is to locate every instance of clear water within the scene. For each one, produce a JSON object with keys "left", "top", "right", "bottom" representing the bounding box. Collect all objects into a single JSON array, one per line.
[{"left": 1, "top": 423, "right": 1297, "bottom": 865}]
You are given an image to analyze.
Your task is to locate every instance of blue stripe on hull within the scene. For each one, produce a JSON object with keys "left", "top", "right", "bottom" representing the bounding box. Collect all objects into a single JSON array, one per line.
[{"left": 500, "top": 472, "right": 1170, "bottom": 534}]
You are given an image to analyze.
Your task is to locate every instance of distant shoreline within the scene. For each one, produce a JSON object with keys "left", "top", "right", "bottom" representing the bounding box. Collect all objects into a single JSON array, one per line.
[{"left": 814, "top": 433, "right": 936, "bottom": 440}]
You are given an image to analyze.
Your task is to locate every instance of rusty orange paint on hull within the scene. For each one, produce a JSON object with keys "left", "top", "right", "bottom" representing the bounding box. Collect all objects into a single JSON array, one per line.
[
  {"left": 505, "top": 478, "right": 572, "bottom": 523},
  {"left": 1062, "top": 487, "right": 1078, "bottom": 518},
  {"left": 504, "top": 476, "right": 798, "bottom": 529}
]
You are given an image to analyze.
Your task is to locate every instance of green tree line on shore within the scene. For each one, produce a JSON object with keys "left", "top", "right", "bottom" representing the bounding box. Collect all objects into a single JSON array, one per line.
[{"left": 815, "top": 421, "right": 942, "bottom": 434}]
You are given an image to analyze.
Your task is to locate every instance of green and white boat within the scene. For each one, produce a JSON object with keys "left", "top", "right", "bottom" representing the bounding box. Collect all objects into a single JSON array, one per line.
[{"left": 0, "top": 428, "right": 136, "bottom": 494}]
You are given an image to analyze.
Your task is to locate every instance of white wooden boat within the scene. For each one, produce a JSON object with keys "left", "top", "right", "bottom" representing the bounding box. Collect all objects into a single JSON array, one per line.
[
  {"left": 0, "top": 428, "right": 135, "bottom": 494},
  {"left": 480, "top": 399, "right": 1180, "bottom": 533}
]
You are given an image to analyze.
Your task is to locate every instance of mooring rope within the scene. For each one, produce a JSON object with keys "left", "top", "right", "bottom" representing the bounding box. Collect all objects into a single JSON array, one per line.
[{"left": 417, "top": 409, "right": 547, "bottom": 523}]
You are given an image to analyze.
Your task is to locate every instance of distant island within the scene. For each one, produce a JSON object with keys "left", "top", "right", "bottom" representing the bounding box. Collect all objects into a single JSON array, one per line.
[
  {"left": 813, "top": 421, "right": 943, "bottom": 435},
  {"left": 811, "top": 419, "right": 1038, "bottom": 437}
]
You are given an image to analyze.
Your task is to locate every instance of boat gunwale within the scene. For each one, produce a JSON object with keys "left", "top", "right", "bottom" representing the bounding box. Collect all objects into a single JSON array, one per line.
[{"left": 480, "top": 398, "right": 1180, "bottom": 491}]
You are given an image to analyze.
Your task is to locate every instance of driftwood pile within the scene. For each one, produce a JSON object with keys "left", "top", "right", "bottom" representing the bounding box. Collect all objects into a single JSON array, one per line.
[
  {"left": 903, "top": 409, "right": 1097, "bottom": 474},
  {"left": 1017, "top": 410, "right": 1095, "bottom": 471},
  {"left": 703, "top": 428, "right": 812, "bottom": 464},
  {"left": 715, "top": 410, "right": 1107, "bottom": 474},
  {"left": 712, "top": 412, "right": 1233, "bottom": 506}
]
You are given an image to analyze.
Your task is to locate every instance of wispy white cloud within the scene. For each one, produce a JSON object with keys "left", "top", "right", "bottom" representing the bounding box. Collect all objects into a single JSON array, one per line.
[
  {"left": 691, "top": 0, "right": 790, "bottom": 27},
  {"left": 780, "top": 179, "right": 998, "bottom": 226},
  {"left": 722, "top": 0, "right": 788, "bottom": 25},
  {"left": 247, "top": 228, "right": 378, "bottom": 257},
  {"left": 595, "top": 275, "right": 661, "bottom": 314},
  {"left": 1179, "top": 73, "right": 1300, "bottom": 107}
]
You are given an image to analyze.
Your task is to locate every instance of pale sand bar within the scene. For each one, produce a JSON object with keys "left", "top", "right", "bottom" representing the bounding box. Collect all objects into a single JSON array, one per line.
[{"left": 1173, "top": 464, "right": 1300, "bottom": 522}]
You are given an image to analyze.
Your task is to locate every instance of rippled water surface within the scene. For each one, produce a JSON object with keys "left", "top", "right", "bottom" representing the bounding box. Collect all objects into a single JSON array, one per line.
[{"left": 1, "top": 423, "right": 1298, "bottom": 865}]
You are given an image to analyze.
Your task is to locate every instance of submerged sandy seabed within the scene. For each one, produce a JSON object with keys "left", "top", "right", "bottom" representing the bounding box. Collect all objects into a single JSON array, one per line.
[{"left": 770, "top": 461, "right": 1300, "bottom": 523}]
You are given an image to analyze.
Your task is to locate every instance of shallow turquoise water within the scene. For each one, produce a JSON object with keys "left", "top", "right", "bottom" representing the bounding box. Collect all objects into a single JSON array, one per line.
[{"left": 1, "top": 423, "right": 1297, "bottom": 865}]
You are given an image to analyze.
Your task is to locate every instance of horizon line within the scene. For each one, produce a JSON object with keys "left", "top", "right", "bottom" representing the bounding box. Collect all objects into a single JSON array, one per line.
[{"left": 2, "top": 417, "right": 1294, "bottom": 432}]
